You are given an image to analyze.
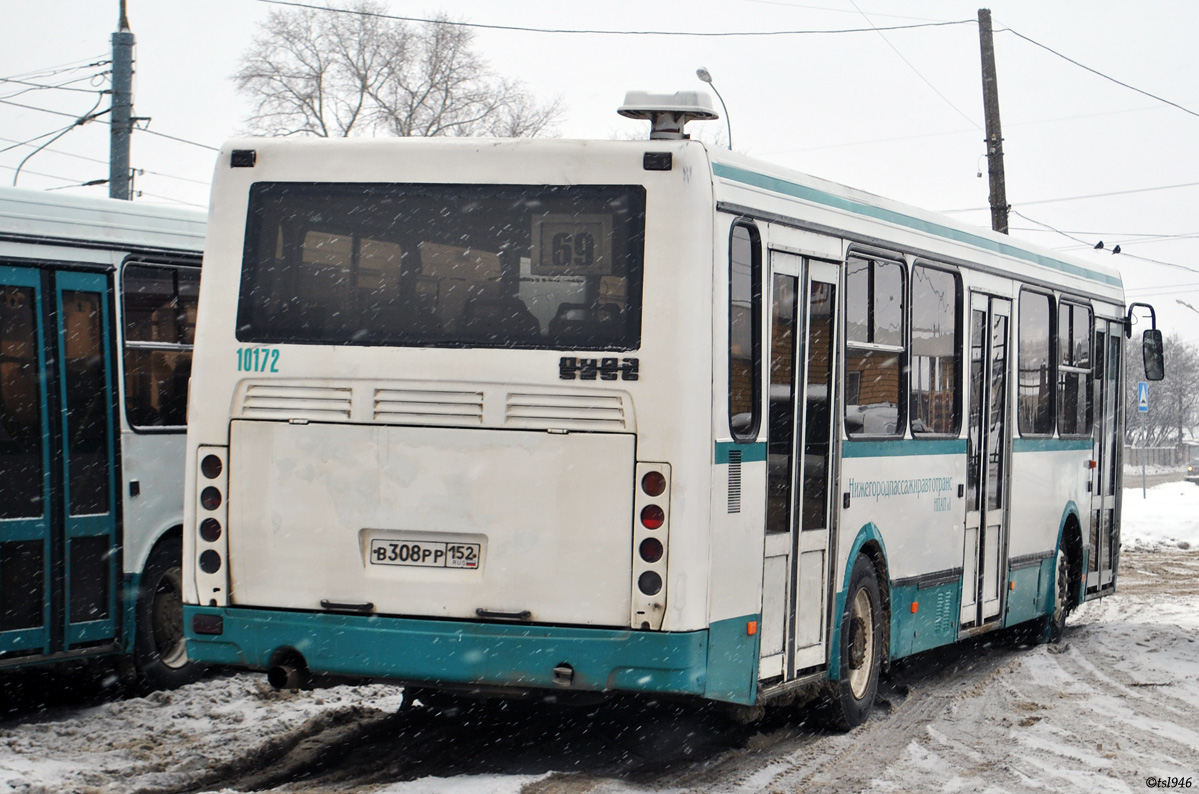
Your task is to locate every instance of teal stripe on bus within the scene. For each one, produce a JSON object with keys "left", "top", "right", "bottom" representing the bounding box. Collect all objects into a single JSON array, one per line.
[
  {"left": 714, "top": 441, "right": 767, "bottom": 464},
  {"left": 712, "top": 163, "right": 1121, "bottom": 288},
  {"left": 1012, "top": 438, "right": 1093, "bottom": 453},
  {"left": 842, "top": 439, "right": 966, "bottom": 458}
]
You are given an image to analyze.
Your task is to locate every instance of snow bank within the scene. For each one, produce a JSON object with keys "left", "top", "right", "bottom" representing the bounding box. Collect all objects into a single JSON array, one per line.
[{"left": 1121, "top": 482, "right": 1199, "bottom": 550}]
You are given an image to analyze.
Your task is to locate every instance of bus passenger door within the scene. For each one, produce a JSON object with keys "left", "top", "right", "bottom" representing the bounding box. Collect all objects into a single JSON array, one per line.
[
  {"left": 760, "top": 253, "right": 801, "bottom": 680},
  {"left": 961, "top": 294, "right": 1011, "bottom": 629},
  {"left": 791, "top": 261, "right": 838, "bottom": 672},
  {"left": 761, "top": 252, "right": 838, "bottom": 680},
  {"left": 55, "top": 272, "right": 119, "bottom": 648},
  {"left": 0, "top": 267, "right": 119, "bottom": 662},
  {"left": 1088, "top": 321, "right": 1121, "bottom": 593},
  {"left": 0, "top": 266, "right": 53, "bottom": 658}
]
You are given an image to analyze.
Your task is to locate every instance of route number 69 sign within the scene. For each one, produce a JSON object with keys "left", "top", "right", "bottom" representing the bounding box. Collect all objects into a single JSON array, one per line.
[{"left": 531, "top": 214, "right": 613, "bottom": 276}]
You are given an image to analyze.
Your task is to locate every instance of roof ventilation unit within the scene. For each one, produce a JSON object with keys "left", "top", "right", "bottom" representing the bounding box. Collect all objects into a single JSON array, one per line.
[{"left": 617, "top": 91, "right": 718, "bottom": 140}]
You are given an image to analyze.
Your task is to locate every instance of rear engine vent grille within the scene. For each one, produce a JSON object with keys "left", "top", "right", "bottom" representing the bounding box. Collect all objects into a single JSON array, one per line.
[
  {"left": 239, "top": 384, "right": 352, "bottom": 421},
  {"left": 505, "top": 392, "right": 628, "bottom": 431},
  {"left": 374, "top": 389, "right": 484, "bottom": 425}
]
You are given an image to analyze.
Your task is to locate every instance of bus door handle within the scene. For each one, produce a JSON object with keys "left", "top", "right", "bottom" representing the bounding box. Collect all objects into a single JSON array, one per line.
[
  {"left": 320, "top": 599, "right": 374, "bottom": 613},
  {"left": 476, "top": 608, "right": 533, "bottom": 622}
]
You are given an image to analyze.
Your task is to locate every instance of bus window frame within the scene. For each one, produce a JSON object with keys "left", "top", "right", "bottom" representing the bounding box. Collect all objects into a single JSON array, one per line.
[
  {"left": 908, "top": 260, "right": 963, "bottom": 439},
  {"left": 728, "top": 220, "right": 762, "bottom": 444},
  {"left": 1056, "top": 297, "right": 1095, "bottom": 439},
  {"left": 119, "top": 258, "right": 201, "bottom": 434},
  {"left": 843, "top": 250, "right": 907, "bottom": 440},
  {"left": 1017, "top": 286, "right": 1056, "bottom": 439}
]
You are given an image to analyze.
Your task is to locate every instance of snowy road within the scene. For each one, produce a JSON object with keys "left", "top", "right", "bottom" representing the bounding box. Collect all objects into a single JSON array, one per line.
[{"left": 1, "top": 485, "right": 1196, "bottom": 794}]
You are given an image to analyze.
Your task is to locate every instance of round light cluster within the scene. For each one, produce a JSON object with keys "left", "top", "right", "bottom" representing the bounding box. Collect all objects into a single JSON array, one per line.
[
  {"left": 198, "top": 453, "right": 224, "bottom": 573},
  {"left": 637, "top": 471, "right": 666, "bottom": 595}
]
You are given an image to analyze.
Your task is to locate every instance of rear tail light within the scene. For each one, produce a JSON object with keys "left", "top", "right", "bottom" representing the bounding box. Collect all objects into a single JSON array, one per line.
[
  {"left": 639, "top": 537, "right": 663, "bottom": 563},
  {"left": 631, "top": 462, "right": 671, "bottom": 630},
  {"left": 641, "top": 471, "right": 666, "bottom": 497},
  {"left": 640, "top": 505, "right": 664, "bottom": 529}
]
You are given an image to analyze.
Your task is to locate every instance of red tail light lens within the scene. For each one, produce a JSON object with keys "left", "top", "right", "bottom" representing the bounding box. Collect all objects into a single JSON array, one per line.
[
  {"left": 640, "top": 505, "right": 664, "bottom": 529},
  {"left": 639, "top": 537, "right": 664, "bottom": 563},
  {"left": 200, "top": 487, "right": 222, "bottom": 511},
  {"left": 641, "top": 471, "right": 666, "bottom": 497}
]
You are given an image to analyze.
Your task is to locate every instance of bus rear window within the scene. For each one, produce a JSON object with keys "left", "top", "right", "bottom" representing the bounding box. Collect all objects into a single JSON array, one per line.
[{"left": 236, "top": 183, "right": 646, "bottom": 350}]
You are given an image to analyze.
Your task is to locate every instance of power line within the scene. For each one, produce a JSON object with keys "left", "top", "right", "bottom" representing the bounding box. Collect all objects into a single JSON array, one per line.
[
  {"left": 139, "top": 127, "right": 220, "bottom": 151},
  {"left": 255, "top": 0, "right": 974, "bottom": 37},
  {"left": 1012, "top": 209, "right": 1199, "bottom": 276},
  {"left": 848, "top": 0, "right": 981, "bottom": 131},
  {"left": 0, "top": 126, "right": 77, "bottom": 155},
  {"left": 0, "top": 72, "right": 109, "bottom": 101},
  {"left": 12, "top": 92, "right": 106, "bottom": 186},
  {"left": 943, "top": 180, "right": 1199, "bottom": 213},
  {"left": 1001, "top": 26, "right": 1199, "bottom": 121},
  {"left": 0, "top": 56, "right": 109, "bottom": 84},
  {"left": 0, "top": 134, "right": 210, "bottom": 186}
]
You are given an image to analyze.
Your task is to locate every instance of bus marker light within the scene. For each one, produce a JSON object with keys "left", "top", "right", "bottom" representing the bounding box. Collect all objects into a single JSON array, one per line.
[
  {"left": 1009, "top": 580, "right": 1016, "bottom": 590},
  {"left": 911, "top": 602, "right": 918, "bottom": 613},
  {"left": 200, "top": 518, "right": 222, "bottom": 542},
  {"left": 640, "top": 505, "right": 665, "bottom": 529},
  {"left": 747, "top": 621, "right": 758, "bottom": 636},
  {"left": 1087, "top": 460, "right": 1097, "bottom": 469},
  {"left": 200, "top": 487, "right": 222, "bottom": 511},
  {"left": 641, "top": 471, "right": 667, "bottom": 497},
  {"left": 638, "top": 571, "right": 662, "bottom": 596},
  {"left": 199, "top": 550, "right": 222, "bottom": 574},
  {"left": 639, "top": 537, "right": 664, "bottom": 563},
  {"left": 201, "top": 454, "right": 223, "bottom": 479}
]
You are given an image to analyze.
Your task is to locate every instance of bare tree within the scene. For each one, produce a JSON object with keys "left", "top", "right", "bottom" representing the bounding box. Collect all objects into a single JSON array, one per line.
[{"left": 235, "top": 2, "right": 560, "bottom": 138}]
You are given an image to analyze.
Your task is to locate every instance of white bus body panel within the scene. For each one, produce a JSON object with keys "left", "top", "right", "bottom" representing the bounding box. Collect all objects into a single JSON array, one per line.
[{"left": 227, "top": 420, "right": 635, "bottom": 625}]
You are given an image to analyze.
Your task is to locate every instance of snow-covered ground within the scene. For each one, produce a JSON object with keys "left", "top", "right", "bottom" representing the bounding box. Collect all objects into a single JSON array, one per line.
[{"left": 1, "top": 484, "right": 1197, "bottom": 794}]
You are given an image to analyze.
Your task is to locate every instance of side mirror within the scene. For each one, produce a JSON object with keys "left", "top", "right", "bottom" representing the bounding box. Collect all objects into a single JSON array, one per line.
[{"left": 1142, "top": 329, "right": 1164, "bottom": 381}]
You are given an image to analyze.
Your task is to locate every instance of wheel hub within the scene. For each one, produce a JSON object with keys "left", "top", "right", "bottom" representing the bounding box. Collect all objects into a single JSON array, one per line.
[{"left": 847, "top": 615, "right": 867, "bottom": 669}]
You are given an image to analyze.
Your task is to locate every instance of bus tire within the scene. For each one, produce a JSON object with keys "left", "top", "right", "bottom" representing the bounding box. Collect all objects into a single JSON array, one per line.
[
  {"left": 826, "top": 554, "right": 883, "bottom": 731},
  {"left": 1042, "top": 548, "right": 1071, "bottom": 643},
  {"left": 133, "top": 536, "right": 203, "bottom": 691}
]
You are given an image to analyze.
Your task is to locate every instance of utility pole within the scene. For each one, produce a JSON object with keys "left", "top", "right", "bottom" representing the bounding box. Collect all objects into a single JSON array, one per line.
[
  {"left": 109, "top": 0, "right": 134, "bottom": 200},
  {"left": 977, "top": 8, "right": 1008, "bottom": 234}
]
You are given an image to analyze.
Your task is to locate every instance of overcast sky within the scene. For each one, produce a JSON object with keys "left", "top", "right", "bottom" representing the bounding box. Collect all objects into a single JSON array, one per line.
[{"left": 3, "top": 1, "right": 1197, "bottom": 343}]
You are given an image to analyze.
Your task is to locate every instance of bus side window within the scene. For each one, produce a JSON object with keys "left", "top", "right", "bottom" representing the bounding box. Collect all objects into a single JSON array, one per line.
[
  {"left": 1057, "top": 302, "right": 1093, "bottom": 436},
  {"left": 910, "top": 264, "right": 961, "bottom": 436},
  {"left": 728, "top": 222, "right": 762, "bottom": 442},
  {"left": 1018, "top": 289, "right": 1055, "bottom": 436},
  {"left": 844, "top": 254, "right": 906, "bottom": 438},
  {"left": 122, "top": 263, "right": 199, "bottom": 428}
]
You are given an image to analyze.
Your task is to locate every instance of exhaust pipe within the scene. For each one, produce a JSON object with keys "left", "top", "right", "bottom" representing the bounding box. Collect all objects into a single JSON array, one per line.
[{"left": 267, "top": 663, "right": 310, "bottom": 690}]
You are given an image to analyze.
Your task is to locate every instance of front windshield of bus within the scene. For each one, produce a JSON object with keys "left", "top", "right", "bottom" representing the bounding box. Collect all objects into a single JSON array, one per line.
[{"left": 236, "top": 182, "right": 646, "bottom": 351}]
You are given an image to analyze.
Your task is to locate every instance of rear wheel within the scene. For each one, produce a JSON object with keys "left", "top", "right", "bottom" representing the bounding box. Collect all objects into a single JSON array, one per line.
[
  {"left": 133, "top": 536, "right": 203, "bottom": 691},
  {"left": 826, "top": 554, "right": 883, "bottom": 730}
]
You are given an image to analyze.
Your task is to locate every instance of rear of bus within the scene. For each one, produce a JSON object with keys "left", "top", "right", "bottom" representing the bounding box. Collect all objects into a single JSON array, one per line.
[{"left": 182, "top": 137, "right": 757, "bottom": 702}]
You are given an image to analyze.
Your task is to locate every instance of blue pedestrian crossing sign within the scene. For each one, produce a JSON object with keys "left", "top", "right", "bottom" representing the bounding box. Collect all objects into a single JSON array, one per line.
[{"left": 1138, "top": 381, "right": 1149, "bottom": 413}]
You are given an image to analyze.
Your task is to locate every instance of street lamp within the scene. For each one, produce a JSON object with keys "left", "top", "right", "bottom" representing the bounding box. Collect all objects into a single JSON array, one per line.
[{"left": 696, "top": 67, "right": 732, "bottom": 150}]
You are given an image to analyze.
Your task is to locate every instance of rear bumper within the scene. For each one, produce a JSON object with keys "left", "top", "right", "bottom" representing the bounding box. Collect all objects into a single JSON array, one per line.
[{"left": 185, "top": 606, "right": 760, "bottom": 704}]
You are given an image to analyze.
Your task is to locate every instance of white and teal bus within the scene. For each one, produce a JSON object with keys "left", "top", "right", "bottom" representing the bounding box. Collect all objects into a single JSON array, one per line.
[
  {"left": 0, "top": 186, "right": 204, "bottom": 689},
  {"left": 182, "top": 93, "right": 1162, "bottom": 727}
]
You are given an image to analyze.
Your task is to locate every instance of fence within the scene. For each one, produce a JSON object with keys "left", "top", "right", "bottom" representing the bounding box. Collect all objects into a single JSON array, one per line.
[{"left": 1124, "top": 445, "right": 1185, "bottom": 468}]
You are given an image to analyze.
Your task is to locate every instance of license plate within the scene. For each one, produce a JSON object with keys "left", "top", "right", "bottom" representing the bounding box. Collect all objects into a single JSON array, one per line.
[{"left": 369, "top": 539, "right": 480, "bottom": 569}]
